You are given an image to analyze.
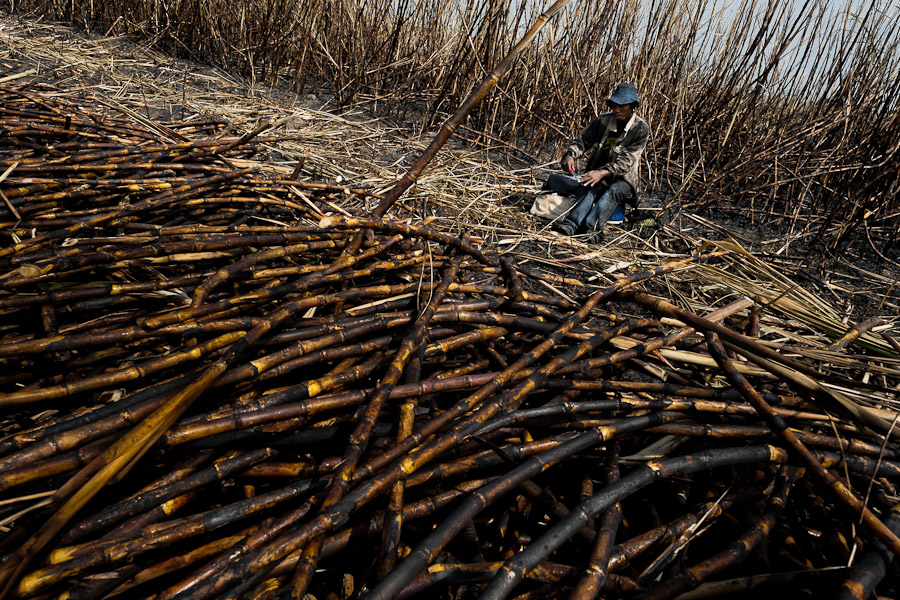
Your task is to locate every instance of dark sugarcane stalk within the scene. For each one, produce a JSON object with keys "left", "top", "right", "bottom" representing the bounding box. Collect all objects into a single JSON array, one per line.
[
  {"left": 17, "top": 478, "right": 323, "bottom": 596},
  {"left": 377, "top": 396, "right": 414, "bottom": 578},
  {"left": 422, "top": 326, "right": 509, "bottom": 358},
  {"left": 241, "top": 461, "right": 318, "bottom": 478},
  {"left": 60, "top": 448, "right": 275, "bottom": 543},
  {"left": 0, "top": 168, "right": 255, "bottom": 262},
  {"left": 285, "top": 253, "right": 463, "bottom": 599},
  {"left": 100, "top": 490, "right": 199, "bottom": 542},
  {"left": 0, "top": 393, "right": 174, "bottom": 476},
  {"left": 2, "top": 299, "right": 525, "bottom": 369},
  {"left": 321, "top": 216, "right": 501, "bottom": 269},
  {"left": 634, "top": 477, "right": 767, "bottom": 586},
  {"left": 470, "top": 401, "right": 632, "bottom": 438},
  {"left": 704, "top": 331, "right": 900, "bottom": 560},
  {"left": 427, "top": 282, "right": 578, "bottom": 309},
  {"left": 476, "top": 445, "right": 792, "bottom": 600},
  {"left": 835, "top": 508, "right": 900, "bottom": 599},
  {"left": 118, "top": 449, "right": 217, "bottom": 497},
  {"left": 430, "top": 308, "right": 562, "bottom": 336},
  {"left": 393, "top": 561, "right": 582, "bottom": 599},
  {"left": 190, "top": 232, "right": 401, "bottom": 307},
  {"left": 426, "top": 358, "right": 492, "bottom": 379},
  {"left": 10, "top": 235, "right": 341, "bottom": 273},
  {"left": 163, "top": 353, "right": 388, "bottom": 447},
  {"left": 219, "top": 332, "right": 398, "bottom": 387},
  {"left": 261, "top": 301, "right": 441, "bottom": 347},
  {"left": 569, "top": 444, "right": 622, "bottom": 600},
  {"left": 60, "top": 534, "right": 245, "bottom": 600},
  {"left": 377, "top": 342, "right": 425, "bottom": 578},
  {"left": 0, "top": 330, "right": 246, "bottom": 406},
  {"left": 403, "top": 433, "right": 584, "bottom": 489},
  {"left": 0, "top": 372, "right": 205, "bottom": 456},
  {"left": 466, "top": 393, "right": 832, "bottom": 439},
  {"left": 214, "top": 318, "right": 408, "bottom": 388},
  {"left": 138, "top": 237, "right": 409, "bottom": 330},
  {"left": 827, "top": 315, "right": 885, "bottom": 351},
  {"left": 556, "top": 387, "right": 804, "bottom": 420},
  {"left": 649, "top": 421, "right": 900, "bottom": 459},
  {"left": 364, "top": 412, "right": 685, "bottom": 600},
  {"left": 5, "top": 137, "right": 288, "bottom": 172},
  {"left": 641, "top": 466, "right": 801, "bottom": 600},
  {"left": 499, "top": 256, "right": 525, "bottom": 302},
  {"left": 644, "top": 421, "right": 783, "bottom": 440},
  {"left": 0, "top": 433, "right": 117, "bottom": 493},
  {"left": 0, "top": 272, "right": 210, "bottom": 309},
  {"left": 814, "top": 450, "right": 900, "bottom": 479},
  {"left": 352, "top": 331, "right": 596, "bottom": 486},
  {"left": 605, "top": 484, "right": 767, "bottom": 575}
]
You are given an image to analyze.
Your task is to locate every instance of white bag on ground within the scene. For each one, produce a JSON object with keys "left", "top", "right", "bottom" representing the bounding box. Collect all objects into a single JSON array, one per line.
[{"left": 529, "top": 193, "right": 575, "bottom": 221}]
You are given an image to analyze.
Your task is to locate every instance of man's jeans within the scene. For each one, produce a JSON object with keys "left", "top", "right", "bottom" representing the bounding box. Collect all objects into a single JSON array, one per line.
[{"left": 542, "top": 174, "right": 633, "bottom": 232}]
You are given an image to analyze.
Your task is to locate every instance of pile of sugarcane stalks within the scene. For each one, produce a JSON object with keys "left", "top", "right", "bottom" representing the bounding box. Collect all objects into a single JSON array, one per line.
[{"left": 3, "top": 83, "right": 900, "bottom": 600}]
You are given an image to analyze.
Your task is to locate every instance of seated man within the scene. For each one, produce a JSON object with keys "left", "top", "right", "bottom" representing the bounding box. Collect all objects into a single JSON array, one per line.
[{"left": 548, "top": 82, "right": 649, "bottom": 238}]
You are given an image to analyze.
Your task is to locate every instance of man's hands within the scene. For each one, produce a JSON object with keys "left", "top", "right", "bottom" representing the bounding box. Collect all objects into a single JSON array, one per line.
[
  {"left": 579, "top": 169, "right": 611, "bottom": 187},
  {"left": 560, "top": 154, "right": 611, "bottom": 186}
]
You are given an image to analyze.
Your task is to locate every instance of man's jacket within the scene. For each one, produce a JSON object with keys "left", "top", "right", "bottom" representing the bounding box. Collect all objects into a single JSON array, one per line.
[{"left": 564, "top": 112, "right": 649, "bottom": 204}]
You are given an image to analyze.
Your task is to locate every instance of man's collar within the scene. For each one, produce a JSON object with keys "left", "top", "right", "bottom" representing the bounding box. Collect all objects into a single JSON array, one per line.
[{"left": 604, "top": 112, "right": 637, "bottom": 132}]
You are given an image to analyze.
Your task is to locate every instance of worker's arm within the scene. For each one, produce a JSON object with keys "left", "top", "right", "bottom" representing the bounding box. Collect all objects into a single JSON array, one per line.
[{"left": 560, "top": 116, "right": 607, "bottom": 172}]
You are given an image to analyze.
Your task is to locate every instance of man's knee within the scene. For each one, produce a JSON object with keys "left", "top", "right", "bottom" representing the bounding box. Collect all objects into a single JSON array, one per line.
[{"left": 608, "top": 180, "right": 635, "bottom": 205}]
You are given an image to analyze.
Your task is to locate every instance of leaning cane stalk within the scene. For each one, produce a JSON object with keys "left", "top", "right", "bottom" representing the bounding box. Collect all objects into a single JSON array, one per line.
[
  {"left": 286, "top": 253, "right": 463, "bottom": 599},
  {"left": 477, "top": 445, "right": 791, "bottom": 600},
  {"left": 340, "top": 0, "right": 576, "bottom": 257},
  {"left": 364, "top": 412, "right": 684, "bottom": 600},
  {"left": 623, "top": 291, "right": 894, "bottom": 434},
  {"left": 0, "top": 364, "right": 225, "bottom": 599},
  {"left": 569, "top": 444, "right": 622, "bottom": 600},
  {"left": 704, "top": 331, "right": 900, "bottom": 564}
]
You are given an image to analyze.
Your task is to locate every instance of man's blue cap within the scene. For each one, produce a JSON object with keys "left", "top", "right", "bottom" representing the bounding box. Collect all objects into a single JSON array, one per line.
[{"left": 607, "top": 82, "right": 640, "bottom": 108}]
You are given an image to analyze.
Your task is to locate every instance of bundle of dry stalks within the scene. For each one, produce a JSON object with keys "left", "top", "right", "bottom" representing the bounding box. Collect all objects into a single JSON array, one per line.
[{"left": 1, "top": 81, "right": 900, "bottom": 600}]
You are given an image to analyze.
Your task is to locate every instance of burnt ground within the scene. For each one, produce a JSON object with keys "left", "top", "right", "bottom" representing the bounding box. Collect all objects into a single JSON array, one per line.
[{"left": 668, "top": 201, "right": 900, "bottom": 317}]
